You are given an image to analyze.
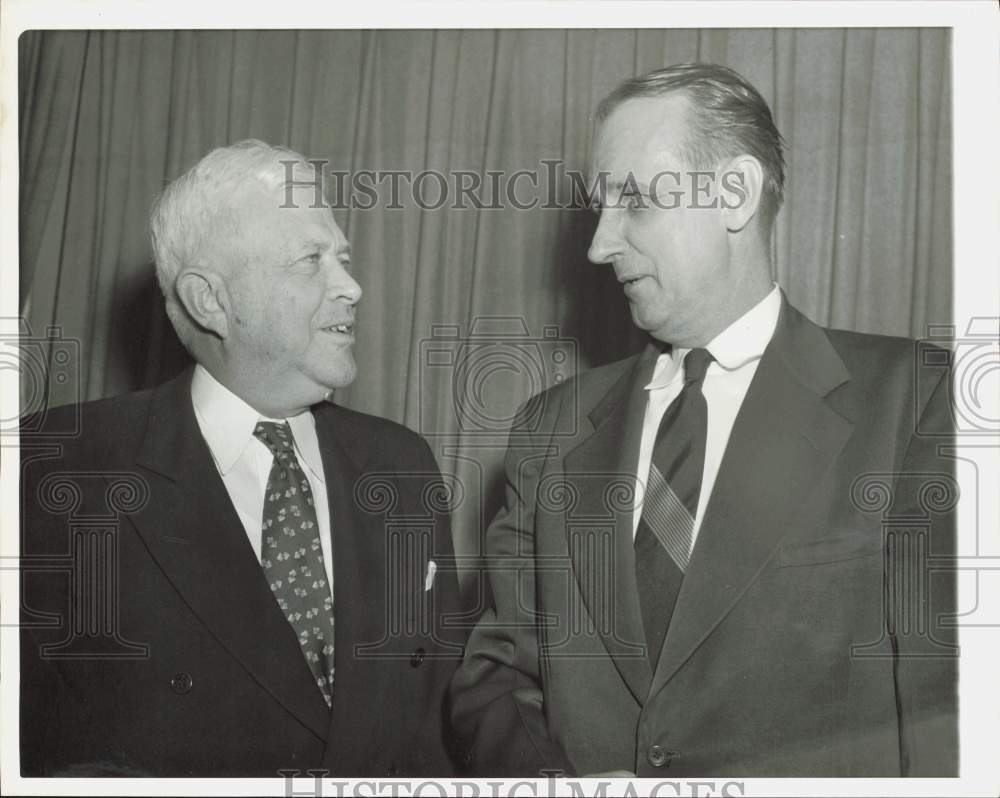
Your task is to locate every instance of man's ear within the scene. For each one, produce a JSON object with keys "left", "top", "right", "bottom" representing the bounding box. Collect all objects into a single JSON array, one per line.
[
  {"left": 720, "top": 154, "right": 764, "bottom": 233},
  {"left": 175, "top": 268, "right": 231, "bottom": 339}
]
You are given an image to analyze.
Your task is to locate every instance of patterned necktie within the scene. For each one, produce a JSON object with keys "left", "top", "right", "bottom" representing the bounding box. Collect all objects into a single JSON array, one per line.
[
  {"left": 254, "top": 421, "right": 336, "bottom": 707},
  {"left": 635, "top": 348, "right": 714, "bottom": 670}
]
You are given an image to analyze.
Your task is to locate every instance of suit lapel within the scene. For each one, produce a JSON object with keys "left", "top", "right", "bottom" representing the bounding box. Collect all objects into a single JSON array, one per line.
[
  {"left": 562, "top": 344, "right": 661, "bottom": 703},
  {"left": 130, "top": 370, "right": 330, "bottom": 741},
  {"left": 649, "top": 300, "right": 854, "bottom": 698},
  {"left": 313, "top": 405, "right": 391, "bottom": 771}
]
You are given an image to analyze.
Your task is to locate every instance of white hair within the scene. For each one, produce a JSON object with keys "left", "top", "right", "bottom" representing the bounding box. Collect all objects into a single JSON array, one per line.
[{"left": 148, "top": 139, "right": 315, "bottom": 349}]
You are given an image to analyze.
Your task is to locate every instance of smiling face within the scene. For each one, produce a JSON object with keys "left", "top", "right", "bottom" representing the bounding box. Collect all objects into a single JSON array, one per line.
[
  {"left": 588, "top": 93, "right": 735, "bottom": 348},
  {"left": 219, "top": 180, "right": 362, "bottom": 416}
]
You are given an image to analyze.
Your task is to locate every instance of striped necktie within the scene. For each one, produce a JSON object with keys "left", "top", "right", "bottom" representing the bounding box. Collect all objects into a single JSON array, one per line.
[{"left": 635, "top": 348, "right": 714, "bottom": 670}]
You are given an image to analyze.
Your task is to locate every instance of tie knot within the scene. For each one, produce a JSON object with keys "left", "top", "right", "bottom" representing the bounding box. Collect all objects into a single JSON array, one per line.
[
  {"left": 254, "top": 421, "right": 295, "bottom": 458},
  {"left": 683, "top": 348, "right": 714, "bottom": 386}
]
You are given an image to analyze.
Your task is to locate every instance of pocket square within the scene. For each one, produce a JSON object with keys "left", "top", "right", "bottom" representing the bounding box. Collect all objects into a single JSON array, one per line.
[{"left": 424, "top": 560, "right": 437, "bottom": 592}]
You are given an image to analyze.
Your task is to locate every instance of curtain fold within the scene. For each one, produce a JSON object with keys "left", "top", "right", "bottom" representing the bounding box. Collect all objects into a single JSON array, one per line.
[{"left": 18, "top": 28, "right": 952, "bottom": 558}]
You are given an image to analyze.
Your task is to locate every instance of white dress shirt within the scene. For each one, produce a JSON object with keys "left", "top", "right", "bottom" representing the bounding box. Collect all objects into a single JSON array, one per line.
[
  {"left": 633, "top": 285, "right": 782, "bottom": 545},
  {"left": 190, "top": 365, "right": 334, "bottom": 587}
]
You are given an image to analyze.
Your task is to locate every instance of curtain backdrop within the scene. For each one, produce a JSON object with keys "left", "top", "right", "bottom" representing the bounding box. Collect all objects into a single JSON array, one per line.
[{"left": 18, "top": 28, "right": 952, "bottom": 562}]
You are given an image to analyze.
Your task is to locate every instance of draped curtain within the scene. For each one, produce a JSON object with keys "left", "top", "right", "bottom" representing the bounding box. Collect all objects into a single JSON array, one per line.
[{"left": 18, "top": 28, "right": 952, "bottom": 559}]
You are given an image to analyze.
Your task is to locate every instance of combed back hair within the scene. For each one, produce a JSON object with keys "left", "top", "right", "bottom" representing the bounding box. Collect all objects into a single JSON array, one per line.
[
  {"left": 149, "top": 139, "right": 312, "bottom": 349},
  {"left": 596, "top": 63, "right": 786, "bottom": 228},
  {"left": 149, "top": 138, "right": 313, "bottom": 296}
]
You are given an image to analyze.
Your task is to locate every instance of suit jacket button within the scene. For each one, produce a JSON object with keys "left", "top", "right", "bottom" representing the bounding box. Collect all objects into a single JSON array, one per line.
[
  {"left": 647, "top": 744, "right": 675, "bottom": 767},
  {"left": 386, "top": 764, "right": 398, "bottom": 776},
  {"left": 409, "top": 647, "right": 426, "bottom": 668},
  {"left": 170, "top": 672, "right": 193, "bottom": 694}
]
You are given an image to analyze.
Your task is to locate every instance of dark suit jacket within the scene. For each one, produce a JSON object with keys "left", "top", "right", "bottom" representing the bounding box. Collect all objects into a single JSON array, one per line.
[
  {"left": 450, "top": 297, "right": 958, "bottom": 777},
  {"left": 21, "top": 368, "right": 465, "bottom": 777}
]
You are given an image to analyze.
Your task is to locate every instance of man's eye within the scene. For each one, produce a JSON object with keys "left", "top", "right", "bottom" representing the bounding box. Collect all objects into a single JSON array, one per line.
[{"left": 622, "top": 192, "right": 642, "bottom": 210}]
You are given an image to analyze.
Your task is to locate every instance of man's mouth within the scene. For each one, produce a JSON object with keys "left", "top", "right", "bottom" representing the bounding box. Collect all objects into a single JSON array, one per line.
[
  {"left": 619, "top": 275, "right": 646, "bottom": 288},
  {"left": 321, "top": 323, "right": 354, "bottom": 335}
]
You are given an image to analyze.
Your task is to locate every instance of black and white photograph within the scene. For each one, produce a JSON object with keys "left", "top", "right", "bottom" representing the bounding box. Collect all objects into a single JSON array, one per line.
[{"left": 1, "top": 1, "right": 998, "bottom": 796}]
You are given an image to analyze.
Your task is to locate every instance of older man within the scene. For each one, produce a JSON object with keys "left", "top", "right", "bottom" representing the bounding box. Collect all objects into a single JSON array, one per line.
[
  {"left": 21, "top": 140, "right": 462, "bottom": 776},
  {"left": 450, "top": 64, "right": 957, "bottom": 777}
]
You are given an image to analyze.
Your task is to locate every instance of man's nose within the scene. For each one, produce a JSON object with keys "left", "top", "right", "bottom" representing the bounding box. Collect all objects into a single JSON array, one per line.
[
  {"left": 327, "top": 262, "right": 362, "bottom": 305},
  {"left": 587, "top": 209, "right": 623, "bottom": 265}
]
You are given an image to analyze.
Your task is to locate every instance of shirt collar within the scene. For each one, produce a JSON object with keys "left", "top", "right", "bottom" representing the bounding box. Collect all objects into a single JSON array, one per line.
[
  {"left": 283, "top": 411, "right": 326, "bottom": 485},
  {"left": 645, "top": 284, "right": 782, "bottom": 390},
  {"left": 190, "top": 364, "right": 325, "bottom": 483}
]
